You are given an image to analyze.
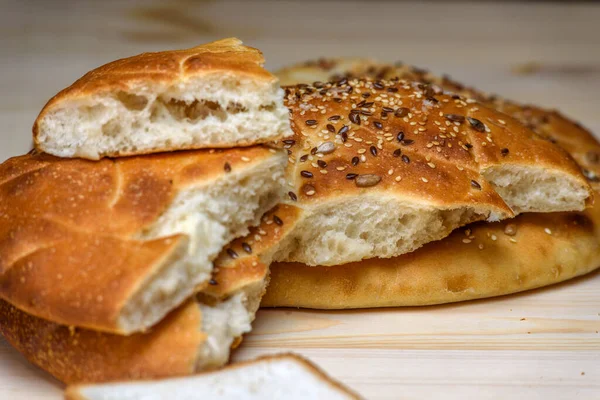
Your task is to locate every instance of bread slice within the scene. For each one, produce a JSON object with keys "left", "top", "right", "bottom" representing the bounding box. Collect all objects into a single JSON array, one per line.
[
  {"left": 64, "top": 354, "right": 361, "bottom": 400},
  {"left": 33, "top": 38, "right": 291, "bottom": 159},
  {"left": 272, "top": 79, "right": 591, "bottom": 266},
  {"left": 0, "top": 207, "right": 298, "bottom": 383},
  {"left": 0, "top": 146, "right": 286, "bottom": 334}
]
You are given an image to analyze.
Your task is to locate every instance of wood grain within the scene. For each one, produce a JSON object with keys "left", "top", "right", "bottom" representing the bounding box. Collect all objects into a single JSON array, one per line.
[{"left": 1, "top": 0, "right": 600, "bottom": 399}]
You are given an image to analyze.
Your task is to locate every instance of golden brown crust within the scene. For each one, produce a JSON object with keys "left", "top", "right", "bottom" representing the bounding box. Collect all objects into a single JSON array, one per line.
[
  {"left": 64, "top": 353, "right": 362, "bottom": 400},
  {"left": 281, "top": 79, "right": 589, "bottom": 218},
  {"left": 0, "top": 299, "right": 204, "bottom": 384},
  {"left": 0, "top": 146, "right": 277, "bottom": 333},
  {"left": 263, "top": 206, "right": 600, "bottom": 308},
  {"left": 277, "top": 58, "right": 600, "bottom": 183},
  {"left": 0, "top": 204, "right": 292, "bottom": 384},
  {"left": 33, "top": 38, "right": 276, "bottom": 150}
]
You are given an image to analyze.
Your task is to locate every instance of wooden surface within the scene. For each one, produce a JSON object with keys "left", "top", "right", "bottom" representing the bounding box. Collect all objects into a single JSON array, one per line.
[{"left": 1, "top": 0, "right": 600, "bottom": 398}]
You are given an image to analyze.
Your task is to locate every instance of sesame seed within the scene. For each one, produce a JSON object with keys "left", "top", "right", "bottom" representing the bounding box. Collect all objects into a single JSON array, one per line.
[
  {"left": 397, "top": 132, "right": 405, "bottom": 142},
  {"left": 351, "top": 156, "right": 359, "bottom": 166},
  {"left": 346, "top": 173, "right": 358, "bottom": 180},
  {"left": 358, "top": 149, "right": 366, "bottom": 154},
  {"left": 242, "top": 242, "right": 252, "bottom": 254},
  {"left": 300, "top": 170, "right": 313, "bottom": 178},
  {"left": 444, "top": 114, "right": 465, "bottom": 122},
  {"left": 374, "top": 121, "right": 383, "bottom": 129},
  {"left": 328, "top": 115, "right": 341, "bottom": 121},
  {"left": 317, "top": 160, "right": 327, "bottom": 168},
  {"left": 544, "top": 228, "right": 552, "bottom": 235},
  {"left": 427, "top": 162, "right": 436, "bottom": 169},
  {"left": 282, "top": 139, "right": 296, "bottom": 145},
  {"left": 466, "top": 117, "right": 486, "bottom": 132},
  {"left": 395, "top": 107, "right": 410, "bottom": 118},
  {"left": 395, "top": 176, "right": 402, "bottom": 182},
  {"left": 227, "top": 248, "right": 239, "bottom": 259},
  {"left": 224, "top": 162, "right": 231, "bottom": 173},
  {"left": 273, "top": 215, "right": 283, "bottom": 226},
  {"left": 501, "top": 148, "right": 509, "bottom": 156},
  {"left": 401, "top": 155, "right": 410, "bottom": 163},
  {"left": 349, "top": 112, "right": 361, "bottom": 125},
  {"left": 491, "top": 234, "right": 497, "bottom": 241},
  {"left": 305, "top": 119, "right": 318, "bottom": 126},
  {"left": 326, "top": 124, "right": 336, "bottom": 133},
  {"left": 462, "top": 239, "right": 471, "bottom": 244},
  {"left": 393, "top": 149, "right": 402, "bottom": 157},
  {"left": 288, "top": 191, "right": 297, "bottom": 201},
  {"left": 241, "top": 156, "right": 250, "bottom": 162},
  {"left": 504, "top": 224, "right": 517, "bottom": 236},
  {"left": 302, "top": 184, "right": 316, "bottom": 196},
  {"left": 421, "top": 177, "right": 428, "bottom": 183},
  {"left": 209, "top": 279, "right": 218, "bottom": 285},
  {"left": 402, "top": 139, "right": 415, "bottom": 146},
  {"left": 370, "top": 146, "right": 378, "bottom": 156},
  {"left": 471, "top": 180, "right": 482, "bottom": 189}
]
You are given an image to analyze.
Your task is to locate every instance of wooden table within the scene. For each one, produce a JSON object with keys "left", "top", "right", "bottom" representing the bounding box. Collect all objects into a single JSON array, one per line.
[{"left": 1, "top": 1, "right": 599, "bottom": 398}]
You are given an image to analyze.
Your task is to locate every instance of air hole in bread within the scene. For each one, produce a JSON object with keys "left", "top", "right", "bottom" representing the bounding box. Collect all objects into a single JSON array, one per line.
[
  {"left": 116, "top": 91, "right": 148, "bottom": 111},
  {"left": 101, "top": 120, "right": 122, "bottom": 138},
  {"left": 259, "top": 103, "right": 276, "bottom": 111}
]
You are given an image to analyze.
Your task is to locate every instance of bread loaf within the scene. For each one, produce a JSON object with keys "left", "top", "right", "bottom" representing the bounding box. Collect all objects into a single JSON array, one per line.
[
  {"left": 0, "top": 206, "right": 298, "bottom": 383},
  {"left": 269, "top": 79, "right": 591, "bottom": 266},
  {"left": 33, "top": 38, "right": 291, "bottom": 159},
  {"left": 0, "top": 146, "right": 286, "bottom": 334},
  {"left": 258, "top": 59, "right": 600, "bottom": 308}
]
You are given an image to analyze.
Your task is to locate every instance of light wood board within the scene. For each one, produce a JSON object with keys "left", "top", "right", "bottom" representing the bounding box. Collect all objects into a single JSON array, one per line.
[{"left": 1, "top": 1, "right": 599, "bottom": 398}]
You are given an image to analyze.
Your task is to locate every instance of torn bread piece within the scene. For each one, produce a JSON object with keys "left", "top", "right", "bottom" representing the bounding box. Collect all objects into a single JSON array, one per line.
[
  {"left": 33, "top": 38, "right": 291, "bottom": 159},
  {"left": 0, "top": 146, "right": 286, "bottom": 334},
  {"left": 64, "top": 354, "right": 361, "bottom": 400},
  {"left": 0, "top": 206, "right": 298, "bottom": 383},
  {"left": 271, "top": 80, "right": 591, "bottom": 266}
]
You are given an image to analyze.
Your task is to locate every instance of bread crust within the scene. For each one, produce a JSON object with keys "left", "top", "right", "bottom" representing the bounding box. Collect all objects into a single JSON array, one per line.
[
  {"left": 33, "top": 38, "right": 284, "bottom": 158},
  {"left": 263, "top": 207, "right": 600, "bottom": 308},
  {"left": 0, "top": 205, "right": 291, "bottom": 383},
  {"left": 0, "top": 299, "right": 204, "bottom": 384},
  {"left": 0, "top": 146, "right": 281, "bottom": 333},
  {"left": 276, "top": 58, "right": 600, "bottom": 181}
]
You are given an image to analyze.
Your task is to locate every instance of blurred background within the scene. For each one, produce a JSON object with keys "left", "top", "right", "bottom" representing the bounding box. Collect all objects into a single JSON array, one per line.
[{"left": 1, "top": 0, "right": 599, "bottom": 162}]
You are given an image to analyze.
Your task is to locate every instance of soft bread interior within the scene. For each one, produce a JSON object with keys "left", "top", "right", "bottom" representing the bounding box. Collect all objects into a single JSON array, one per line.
[
  {"left": 196, "top": 272, "right": 269, "bottom": 370},
  {"left": 116, "top": 152, "right": 286, "bottom": 334},
  {"left": 483, "top": 165, "right": 590, "bottom": 214},
  {"left": 36, "top": 75, "right": 290, "bottom": 159},
  {"left": 274, "top": 197, "right": 490, "bottom": 266},
  {"left": 67, "top": 355, "right": 357, "bottom": 400}
]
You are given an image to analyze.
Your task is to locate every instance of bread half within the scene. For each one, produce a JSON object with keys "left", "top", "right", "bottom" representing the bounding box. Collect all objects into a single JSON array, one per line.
[
  {"left": 33, "top": 38, "right": 291, "bottom": 159},
  {"left": 64, "top": 353, "right": 361, "bottom": 400},
  {"left": 273, "top": 79, "right": 591, "bottom": 266},
  {"left": 0, "top": 146, "right": 286, "bottom": 334},
  {"left": 259, "top": 59, "right": 600, "bottom": 308},
  {"left": 0, "top": 206, "right": 297, "bottom": 383}
]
